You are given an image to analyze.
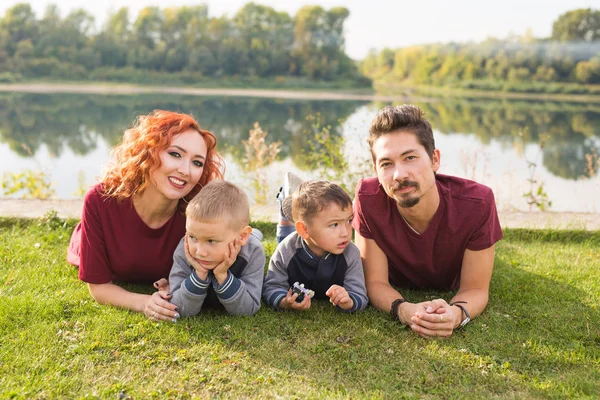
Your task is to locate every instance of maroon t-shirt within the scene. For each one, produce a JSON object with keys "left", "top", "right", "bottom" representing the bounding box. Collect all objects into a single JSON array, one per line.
[
  {"left": 352, "top": 174, "right": 503, "bottom": 290},
  {"left": 67, "top": 184, "right": 186, "bottom": 284}
]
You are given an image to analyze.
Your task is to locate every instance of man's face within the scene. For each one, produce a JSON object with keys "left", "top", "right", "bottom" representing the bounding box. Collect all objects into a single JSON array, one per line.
[{"left": 372, "top": 130, "right": 440, "bottom": 209}]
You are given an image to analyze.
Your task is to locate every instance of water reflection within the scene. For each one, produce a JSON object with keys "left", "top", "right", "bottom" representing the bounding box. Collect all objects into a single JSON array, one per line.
[
  {"left": 0, "top": 92, "right": 363, "bottom": 161},
  {"left": 0, "top": 92, "right": 599, "bottom": 211},
  {"left": 414, "top": 100, "right": 600, "bottom": 179}
]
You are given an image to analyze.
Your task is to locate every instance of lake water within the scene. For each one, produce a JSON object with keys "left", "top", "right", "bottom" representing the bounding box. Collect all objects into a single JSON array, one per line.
[{"left": 0, "top": 91, "right": 599, "bottom": 213}]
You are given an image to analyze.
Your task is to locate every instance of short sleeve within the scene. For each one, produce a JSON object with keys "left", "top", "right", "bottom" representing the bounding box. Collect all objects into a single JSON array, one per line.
[
  {"left": 467, "top": 190, "right": 503, "bottom": 251},
  {"left": 352, "top": 180, "right": 374, "bottom": 240},
  {"left": 77, "top": 187, "right": 113, "bottom": 284}
]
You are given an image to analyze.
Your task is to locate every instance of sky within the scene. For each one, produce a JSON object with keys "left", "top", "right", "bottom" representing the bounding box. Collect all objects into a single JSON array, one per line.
[{"left": 1, "top": 0, "right": 599, "bottom": 59}]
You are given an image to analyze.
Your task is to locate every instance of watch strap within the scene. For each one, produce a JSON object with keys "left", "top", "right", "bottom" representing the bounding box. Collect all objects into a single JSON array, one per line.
[
  {"left": 450, "top": 302, "right": 471, "bottom": 329},
  {"left": 390, "top": 298, "right": 408, "bottom": 324}
]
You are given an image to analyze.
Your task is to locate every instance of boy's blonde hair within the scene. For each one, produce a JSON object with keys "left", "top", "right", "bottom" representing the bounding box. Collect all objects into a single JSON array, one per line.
[
  {"left": 291, "top": 180, "right": 352, "bottom": 223},
  {"left": 186, "top": 180, "right": 250, "bottom": 229}
]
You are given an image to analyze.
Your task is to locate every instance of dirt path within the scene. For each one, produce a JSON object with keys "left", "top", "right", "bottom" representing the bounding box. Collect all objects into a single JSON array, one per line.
[
  {"left": 0, "top": 198, "right": 597, "bottom": 230},
  {"left": 3, "top": 82, "right": 598, "bottom": 103},
  {"left": 0, "top": 82, "right": 434, "bottom": 102}
]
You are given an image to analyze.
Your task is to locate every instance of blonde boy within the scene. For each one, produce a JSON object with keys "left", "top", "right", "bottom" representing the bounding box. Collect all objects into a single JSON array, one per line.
[
  {"left": 263, "top": 180, "right": 368, "bottom": 312},
  {"left": 169, "top": 180, "right": 265, "bottom": 316}
]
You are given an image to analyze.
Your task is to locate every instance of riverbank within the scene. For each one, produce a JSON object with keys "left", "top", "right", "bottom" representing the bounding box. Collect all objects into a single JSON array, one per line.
[
  {"left": 373, "top": 81, "right": 600, "bottom": 104},
  {"left": 0, "top": 82, "right": 434, "bottom": 103},
  {"left": 0, "top": 198, "right": 597, "bottom": 230},
  {"left": 2, "top": 81, "right": 599, "bottom": 103}
]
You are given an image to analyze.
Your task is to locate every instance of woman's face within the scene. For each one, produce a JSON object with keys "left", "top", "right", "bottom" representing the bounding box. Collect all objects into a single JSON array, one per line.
[{"left": 150, "top": 128, "right": 208, "bottom": 201}]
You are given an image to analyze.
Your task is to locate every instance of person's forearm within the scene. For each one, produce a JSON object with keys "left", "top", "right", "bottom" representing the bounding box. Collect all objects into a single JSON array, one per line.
[
  {"left": 218, "top": 280, "right": 261, "bottom": 316},
  {"left": 170, "top": 270, "right": 210, "bottom": 317},
  {"left": 366, "top": 281, "right": 406, "bottom": 312},
  {"left": 263, "top": 264, "right": 291, "bottom": 310},
  {"left": 88, "top": 283, "right": 149, "bottom": 313}
]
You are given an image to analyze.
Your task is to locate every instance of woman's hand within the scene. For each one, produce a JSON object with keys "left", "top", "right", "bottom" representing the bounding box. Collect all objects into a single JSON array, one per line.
[{"left": 144, "top": 289, "right": 180, "bottom": 322}]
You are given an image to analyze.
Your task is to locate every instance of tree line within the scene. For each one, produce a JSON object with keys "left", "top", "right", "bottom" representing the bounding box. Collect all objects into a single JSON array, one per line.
[
  {"left": 1, "top": 4, "right": 598, "bottom": 93},
  {"left": 0, "top": 2, "right": 369, "bottom": 86},
  {"left": 361, "top": 8, "right": 600, "bottom": 92}
]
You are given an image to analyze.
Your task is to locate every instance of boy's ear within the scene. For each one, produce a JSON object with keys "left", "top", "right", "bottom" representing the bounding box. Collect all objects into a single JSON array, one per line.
[
  {"left": 238, "top": 225, "right": 253, "bottom": 245},
  {"left": 295, "top": 220, "right": 310, "bottom": 239}
]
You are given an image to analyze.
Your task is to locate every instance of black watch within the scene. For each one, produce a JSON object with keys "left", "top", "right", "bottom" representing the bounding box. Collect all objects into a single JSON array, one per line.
[
  {"left": 390, "top": 298, "right": 408, "bottom": 324},
  {"left": 451, "top": 302, "right": 471, "bottom": 330}
]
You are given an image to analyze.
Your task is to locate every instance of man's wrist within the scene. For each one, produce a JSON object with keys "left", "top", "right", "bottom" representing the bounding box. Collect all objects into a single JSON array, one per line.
[
  {"left": 451, "top": 305, "right": 463, "bottom": 329},
  {"left": 390, "top": 298, "right": 408, "bottom": 324},
  {"left": 450, "top": 302, "right": 471, "bottom": 330}
]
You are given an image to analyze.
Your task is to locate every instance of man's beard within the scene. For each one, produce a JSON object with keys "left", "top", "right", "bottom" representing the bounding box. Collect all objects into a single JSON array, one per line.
[{"left": 391, "top": 180, "right": 421, "bottom": 208}]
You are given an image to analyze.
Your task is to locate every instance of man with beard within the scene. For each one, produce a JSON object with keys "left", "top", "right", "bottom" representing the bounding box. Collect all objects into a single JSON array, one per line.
[{"left": 352, "top": 105, "right": 503, "bottom": 338}]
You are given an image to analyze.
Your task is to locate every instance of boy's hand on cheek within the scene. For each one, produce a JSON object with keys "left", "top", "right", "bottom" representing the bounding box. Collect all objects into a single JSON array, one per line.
[
  {"left": 326, "top": 285, "right": 353, "bottom": 310},
  {"left": 184, "top": 235, "right": 209, "bottom": 280},
  {"left": 279, "top": 288, "right": 311, "bottom": 311},
  {"left": 213, "top": 238, "right": 241, "bottom": 285}
]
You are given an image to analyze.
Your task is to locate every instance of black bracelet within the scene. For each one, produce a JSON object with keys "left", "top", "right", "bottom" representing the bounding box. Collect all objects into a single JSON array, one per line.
[
  {"left": 390, "top": 298, "right": 408, "bottom": 324},
  {"left": 450, "top": 302, "right": 471, "bottom": 330}
]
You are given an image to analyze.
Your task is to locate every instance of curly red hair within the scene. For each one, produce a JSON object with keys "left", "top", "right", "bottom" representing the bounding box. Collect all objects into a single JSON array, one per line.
[{"left": 101, "top": 110, "right": 224, "bottom": 211}]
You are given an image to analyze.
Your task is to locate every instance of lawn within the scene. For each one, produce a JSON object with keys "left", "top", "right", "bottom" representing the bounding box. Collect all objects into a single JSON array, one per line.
[{"left": 0, "top": 214, "right": 598, "bottom": 399}]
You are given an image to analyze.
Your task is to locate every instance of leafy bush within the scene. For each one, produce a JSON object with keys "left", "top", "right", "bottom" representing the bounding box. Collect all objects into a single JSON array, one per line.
[{"left": 0, "top": 72, "right": 22, "bottom": 83}]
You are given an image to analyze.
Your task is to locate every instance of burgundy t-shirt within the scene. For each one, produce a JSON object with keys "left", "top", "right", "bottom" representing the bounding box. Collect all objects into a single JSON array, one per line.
[
  {"left": 67, "top": 184, "right": 186, "bottom": 284},
  {"left": 352, "top": 174, "right": 503, "bottom": 290}
]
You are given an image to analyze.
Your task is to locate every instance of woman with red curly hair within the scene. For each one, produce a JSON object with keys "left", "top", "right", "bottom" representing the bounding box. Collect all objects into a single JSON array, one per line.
[{"left": 67, "top": 110, "right": 224, "bottom": 322}]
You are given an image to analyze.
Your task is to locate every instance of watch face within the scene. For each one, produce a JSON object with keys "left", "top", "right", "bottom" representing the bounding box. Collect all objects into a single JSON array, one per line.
[{"left": 460, "top": 317, "right": 470, "bottom": 327}]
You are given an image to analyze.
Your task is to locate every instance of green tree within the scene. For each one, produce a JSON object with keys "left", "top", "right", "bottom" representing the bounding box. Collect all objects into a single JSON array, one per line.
[
  {"left": 292, "top": 6, "right": 354, "bottom": 80},
  {"left": 507, "top": 67, "right": 531, "bottom": 82},
  {"left": 90, "top": 7, "right": 130, "bottom": 68},
  {"left": 552, "top": 8, "right": 600, "bottom": 42},
  {"left": 574, "top": 58, "right": 600, "bottom": 83},
  {"left": 233, "top": 3, "right": 293, "bottom": 76},
  {"left": 412, "top": 51, "right": 442, "bottom": 84},
  {"left": 0, "top": 3, "right": 38, "bottom": 56},
  {"left": 105, "top": 7, "right": 130, "bottom": 41},
  {"left": 14, "top": 39, "right": 34, "bottom": 59},
  {"left": 392, "top": 47, "right": 423, "bottom": 80},
  {"left": 187, "top": 46, "right": 217, "bottom": 75},
  {"left": 533, "top": 65, "right": 558, "bottom": 82},
  {"left": 132, "top": 6, "right": 163, "bottom": 49}
]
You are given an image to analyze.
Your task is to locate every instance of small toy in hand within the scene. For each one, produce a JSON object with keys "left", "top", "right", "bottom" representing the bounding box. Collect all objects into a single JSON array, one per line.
[{"left": 291, "top": 282, "right": 315, "bottom": 303}]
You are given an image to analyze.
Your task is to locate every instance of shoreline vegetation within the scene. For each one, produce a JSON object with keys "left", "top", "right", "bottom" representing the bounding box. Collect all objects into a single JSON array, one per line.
[
  {"left": 1, "top": 4, "right": 599, "bottom": 102},
  {"left": 2, "top": 81, "right": 600, "bottom": 104}
]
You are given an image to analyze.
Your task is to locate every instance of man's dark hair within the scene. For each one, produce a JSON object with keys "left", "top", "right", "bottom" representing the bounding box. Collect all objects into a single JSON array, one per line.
[
  {"left": 367, "top": 104, "right": 435, "bottom": 163},
  {"left": 292, "top": 180, "right": 352, "bottom": 223}
]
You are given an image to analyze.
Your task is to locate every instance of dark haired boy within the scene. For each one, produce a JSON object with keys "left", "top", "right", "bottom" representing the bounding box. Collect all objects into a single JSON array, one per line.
[{"left": 263, "top": 180, "right": 368, "bottom": 312}]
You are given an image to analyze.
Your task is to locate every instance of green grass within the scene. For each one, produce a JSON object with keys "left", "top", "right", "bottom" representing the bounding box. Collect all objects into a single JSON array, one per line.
[{"left": 1, "top": 215, "right": 599, "bottom": 399}]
